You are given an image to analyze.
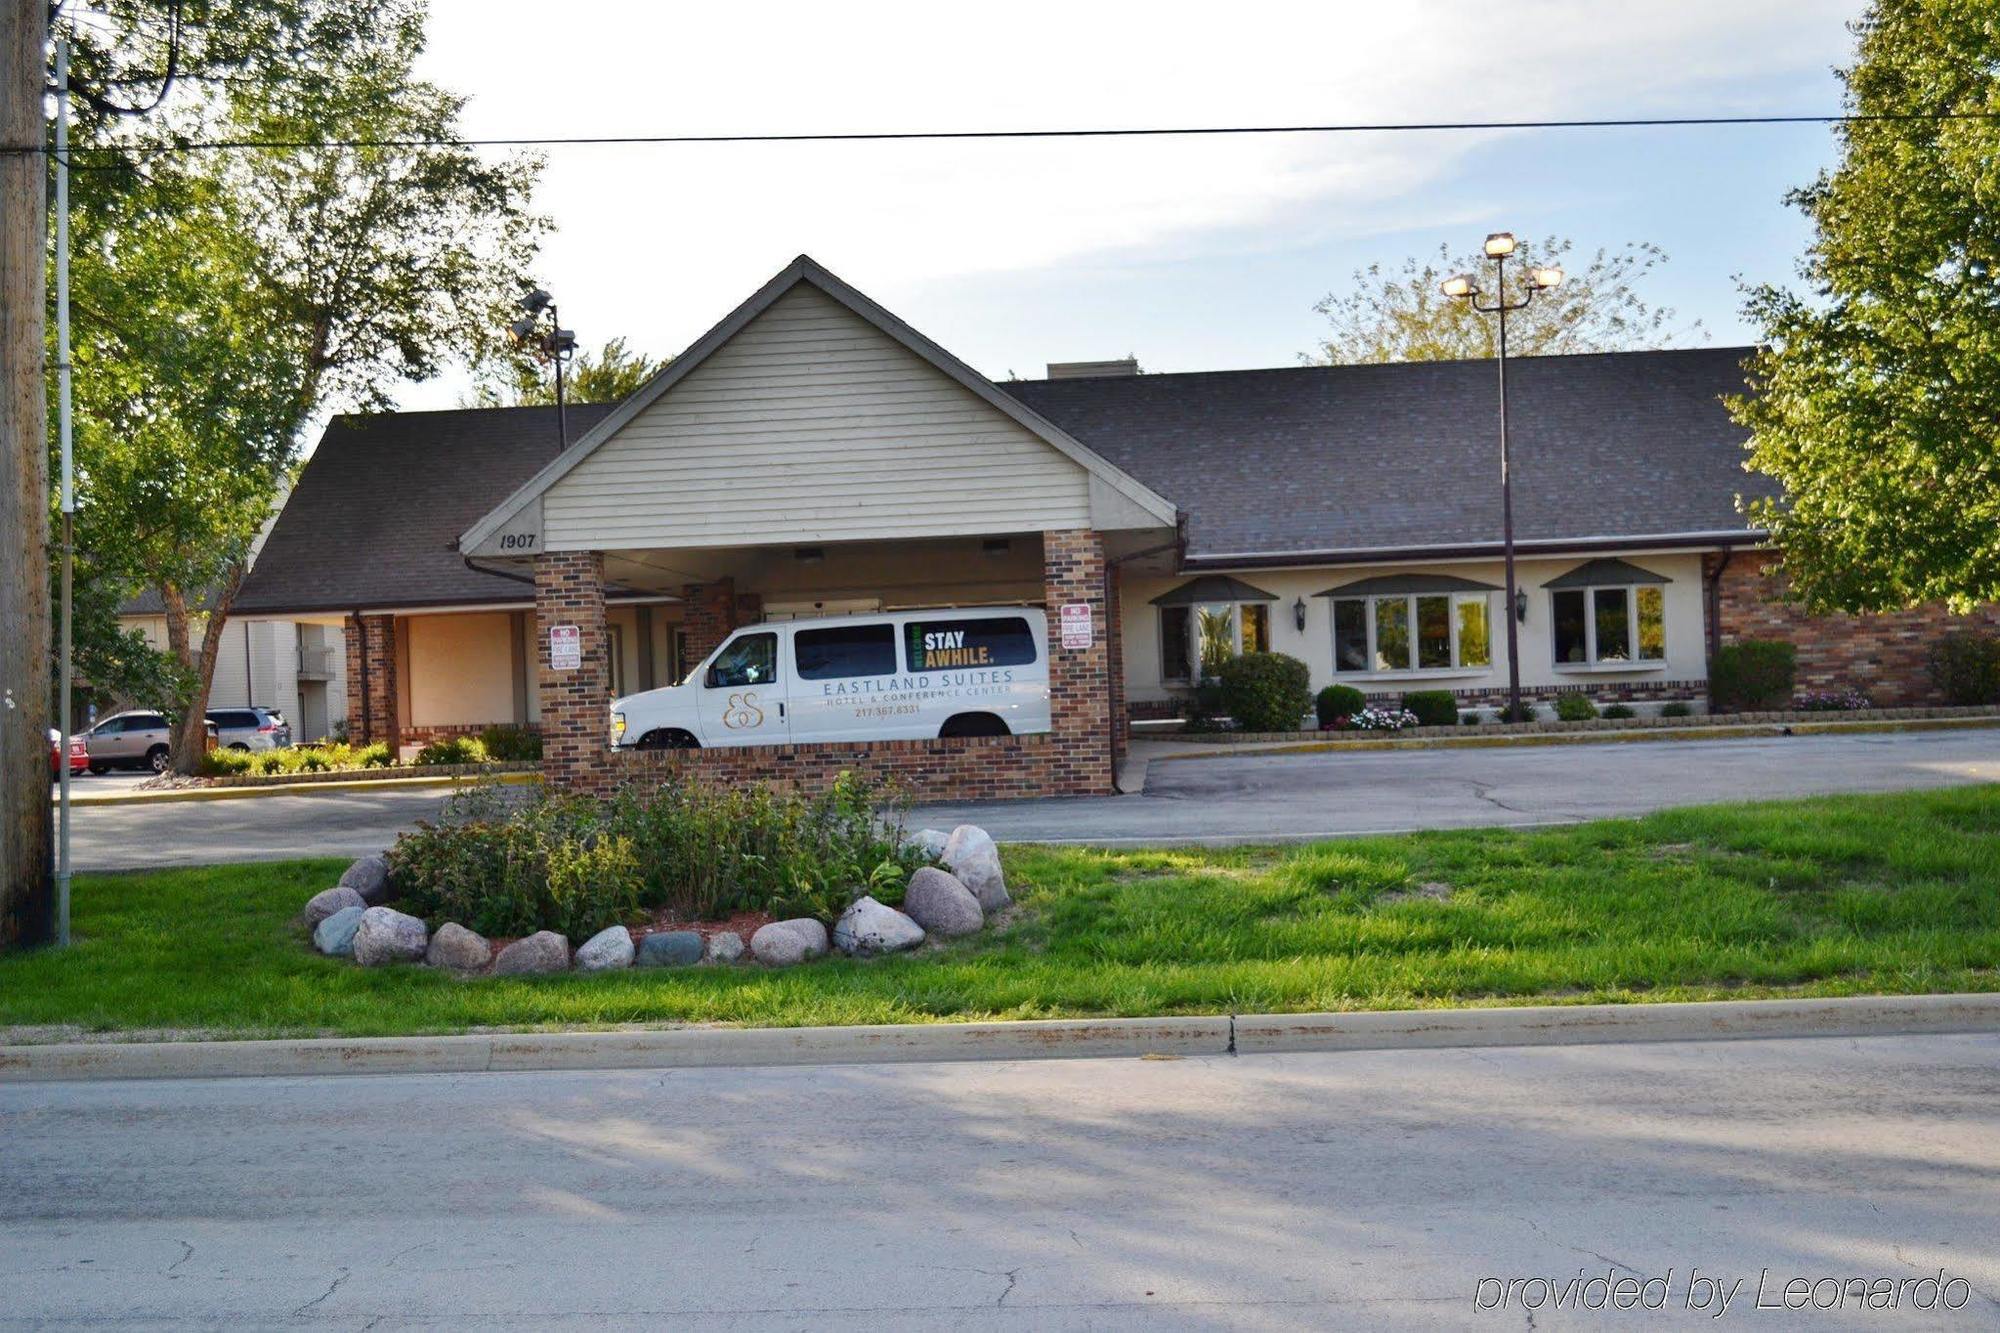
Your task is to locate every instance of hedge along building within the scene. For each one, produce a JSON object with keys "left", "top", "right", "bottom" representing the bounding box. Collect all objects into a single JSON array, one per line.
[{"left": 234, "top": 254, "right": 2000, "bottom": 797}]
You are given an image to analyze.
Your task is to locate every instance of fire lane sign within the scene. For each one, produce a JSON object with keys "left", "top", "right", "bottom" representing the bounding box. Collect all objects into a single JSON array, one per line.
[
  {"left": 1059, "top": 602, "right": 1094, "bottom": 650},
  {"left": 549, "top": 623, "right": 581, "bottom": 671}
]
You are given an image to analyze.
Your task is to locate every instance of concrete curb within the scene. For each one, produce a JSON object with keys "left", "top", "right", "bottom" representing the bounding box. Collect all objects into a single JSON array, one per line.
[
  {"left": 64, "top": 769, "right": 541, "bottom": 806},
  {"left": 4, "top": 994, "right": 1995, "bottom": 1084}
]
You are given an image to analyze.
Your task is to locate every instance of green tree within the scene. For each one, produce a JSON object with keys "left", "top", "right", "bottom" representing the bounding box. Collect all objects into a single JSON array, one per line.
[
  {"left": 1306, "top": 237, "right": 1698, "bottom": 365},
  {"left": 475, "top": 336, "right": 667, "bottom": 406},
  {"left": 1731, "top": 1, "right": 2000, "bottom": 613},
  {"left": 57, "top": 0, "right": 543, "bottom": 771}
]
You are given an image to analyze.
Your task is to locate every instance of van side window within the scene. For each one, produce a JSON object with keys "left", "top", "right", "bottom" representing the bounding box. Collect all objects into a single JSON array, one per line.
[
  {"left": 705, "top": 633, "right": 778, "bottom": 689},
  {"left": 795, "top": 624, "right": 897, "bottom": 680},
  {"left": 904, "top": 617, "right": 1037, "bottom": 670}
]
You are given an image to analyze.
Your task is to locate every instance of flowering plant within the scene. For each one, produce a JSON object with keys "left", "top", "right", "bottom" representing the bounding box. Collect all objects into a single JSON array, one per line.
[
  {"left": 1793, "top": 689, "right": 1873, "bottom": 712},
  {"left": 1347, "top": 707, "right": 1420, "bottom": 731}
]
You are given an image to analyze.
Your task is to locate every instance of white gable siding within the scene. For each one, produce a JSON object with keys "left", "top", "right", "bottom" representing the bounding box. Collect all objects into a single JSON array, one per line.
[{"left": 542, "top": 284, "right": 1092, "bottom": 551}]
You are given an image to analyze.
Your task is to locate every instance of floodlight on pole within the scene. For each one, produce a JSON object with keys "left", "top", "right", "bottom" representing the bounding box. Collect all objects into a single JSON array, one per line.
[
  {"left": 1483, "top": 231, "right": 1517, "bottom": 258},
  {"left": 508, "top": 287, "right": 575, "bottom": 450}
]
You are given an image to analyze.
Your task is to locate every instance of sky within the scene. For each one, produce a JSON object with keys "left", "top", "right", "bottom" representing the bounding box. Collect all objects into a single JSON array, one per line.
[{"left": 401, "top": 0, "right": 1863, "bottom": 407}]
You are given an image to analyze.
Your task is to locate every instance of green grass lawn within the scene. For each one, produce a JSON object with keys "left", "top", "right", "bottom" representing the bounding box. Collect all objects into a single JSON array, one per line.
[{"left": 5, "top": 785, "right": 1999, "bottom": 1041}]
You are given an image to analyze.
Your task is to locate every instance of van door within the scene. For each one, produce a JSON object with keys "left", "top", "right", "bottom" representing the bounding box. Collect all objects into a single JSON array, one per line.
[
  {"left": 695, "top": 629, "right": 789, "bottom": 747},
  {"left": 789, "top": 620, "right": 904, "bottom": 742}
]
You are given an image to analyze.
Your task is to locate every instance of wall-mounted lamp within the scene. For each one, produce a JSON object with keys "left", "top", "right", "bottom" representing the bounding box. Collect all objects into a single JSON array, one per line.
[
  {"left": 1514, "top": 589, "right": 1529, "bottom": 623},
  {"left": 1293, "top": 597, "right": 1308, "bottom": 633},
  {"left": 794, "top": 546, "right": 825, "bottom": 564},
  {"left": 981, "top": 538, "right": 1012, "bottom": 558}
]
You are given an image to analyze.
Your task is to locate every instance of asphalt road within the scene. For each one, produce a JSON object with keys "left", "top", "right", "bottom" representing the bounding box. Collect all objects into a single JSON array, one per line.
[
  {"left": 62, "top": 728, "right": 2000, "bottom": 871},
  {"left": 5, "top": 1033, "right": 1997, "bottom": 1328}
]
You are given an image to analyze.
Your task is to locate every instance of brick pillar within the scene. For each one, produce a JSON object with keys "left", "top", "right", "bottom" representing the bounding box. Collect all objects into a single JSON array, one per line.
[
  {"left": 1105, "top": 559, "right": 1129, "bottom": 761},
  {"left": 536, "top": 551, "right": 610, "bottom": 791},
  {"left": 343, "top": 613, "right": 398, "bottom": 748},
  {"left": 1043, "top": 530, "right": 1115, "bottom": 795},
  {"left": 680, "top": 578, "right": 740, "bottom": 664}
]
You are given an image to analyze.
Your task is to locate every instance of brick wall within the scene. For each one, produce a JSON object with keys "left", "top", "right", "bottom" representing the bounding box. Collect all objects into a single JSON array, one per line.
[
  {"left": 399, "top": 721, "right": 539, "bottom": 748},
  {"left": 1106, "top": 559, "right": 1129, "bottom": 760},
  {"left": 1043, "top": 529, "right": 1115, "bottom": 794},
  {"left": 343, "top": 613, "right": 398, "bottom": 747},
  {"left": 536, "top": 551, "right": 611, "bottom": 790},
  {"left": 1710, "top": 550, "right": 2000, "bottom": 705},
  {"left": 605, "top": 734, "right": 1063, "bottom": 801},
  {"left": 680, "top": 578, "right": 741, "bottom": 665}
]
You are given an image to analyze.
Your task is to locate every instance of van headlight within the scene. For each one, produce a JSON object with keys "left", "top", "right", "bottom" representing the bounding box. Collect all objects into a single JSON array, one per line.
[{"left": 611, "top": 712, "right": 627, "bottom": 741}]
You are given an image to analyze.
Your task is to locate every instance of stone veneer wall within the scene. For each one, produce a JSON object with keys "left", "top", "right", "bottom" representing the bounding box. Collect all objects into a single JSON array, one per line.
[
  {"left": 1709, "top": 550, "right": 2000, "bottom": 705},
  {"left": 535, "top": 551, "right": 611, "bottom": 790},
  {"left": 343, "top": 613, "right": 398, "bottom": 747}
]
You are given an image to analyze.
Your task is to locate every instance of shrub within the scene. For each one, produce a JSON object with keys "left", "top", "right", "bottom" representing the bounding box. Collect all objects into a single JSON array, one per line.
[
  {"left": 358, "top": 742, "right": 395, "bottom": 768},
  {"left": 1601, "top": 703, "right": 1637, "bottom": 720},
  {"left": 1660, "top": 701, "right": 1694, "bottom": 719},
  {"left": 1316, "top": 684, "right": 1367, "bottom": 727},
  {"left": 1459, "top": 711, "right": 1482, "bottom": 726},
  {"left": 1554, "top": 694, "right": 1598, "bottom": 722},
  {"left": 1495, "top": 702, "right": 1539, "bottom": 723},
  {"left": 390, "top": 773, "right": 924, "bottom": 936},
  {"left": 479, "top": 724, "right": 543, "bottom": 762},
  {"left": 1711, "top": 640, "right": 1796, "bottom": 711},
  {"left": 195, "top": 748, "right": 255, "bottom": 777},
  {"left": 1400, "top": 690, "right": 1457, "bottom": 728},
  {"left": 1928, "top": 633, "right": 2000, "bottom": 706},
  {"left": 1795, "top": 689, "right": 1872, "bottom": 712},
  {"left": 1217, "top": 652, "right": 1312, "bottom": 732},
  {"left": 414, "top": 736, "right": 488, "bottom": 767},
  {"left": 1181, "top": 680, "right": 1227, "bottom": 733}
]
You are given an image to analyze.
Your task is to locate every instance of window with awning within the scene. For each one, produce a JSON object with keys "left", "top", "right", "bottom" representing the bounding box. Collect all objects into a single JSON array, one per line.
[
  {"left": 1543, "top": 560, "right": 1670, "bottom": 665},
  {"left": 1315, "top": 574, "right": 1499, "bottom": 674},
  {"left": 1151, "top": 576, "right": 1278, "bottom": 683}
]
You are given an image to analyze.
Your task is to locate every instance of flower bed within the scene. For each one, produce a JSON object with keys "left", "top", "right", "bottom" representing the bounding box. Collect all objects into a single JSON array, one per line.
[
  {"left": 1166, "top": 703, "right": 2000, "bottom": 744},
  {"left": 298, "top": 776, "right": 1016, "bottom": 976}
]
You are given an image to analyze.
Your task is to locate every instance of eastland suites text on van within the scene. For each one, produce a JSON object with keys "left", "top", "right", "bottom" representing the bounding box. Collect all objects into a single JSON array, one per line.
[{"left": 610, "top": 606, "right": 1051, "bottom": 750}]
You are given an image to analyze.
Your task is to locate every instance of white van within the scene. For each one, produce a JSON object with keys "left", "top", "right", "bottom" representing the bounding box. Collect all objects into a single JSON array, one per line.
[{"left": 611, "top": 606, "right": 1051, "bottom": 749}]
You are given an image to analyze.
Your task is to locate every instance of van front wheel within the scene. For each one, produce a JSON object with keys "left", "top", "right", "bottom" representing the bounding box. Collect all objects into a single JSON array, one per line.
[
  {"left": 939, "top": 713, "right": 1010, "bottom": 739},
  {"left": 635, "top": 729, "right": 700, "bottom": 751}
]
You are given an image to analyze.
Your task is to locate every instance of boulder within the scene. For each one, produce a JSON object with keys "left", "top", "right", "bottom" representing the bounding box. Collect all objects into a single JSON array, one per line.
[
  {"left": 303, "top": 885, "right": 365, "bottom": 930},
  {"left": 773, "top": 918, "right": 829, "bottom": 958},
  {"left": 425, "top": 922, "right": 491, "bottom": 972},
  {"left": 494, "top": 930, "right": 571, "bottom": 976},
  {"left": 941, "top": 825, "right": 1010, "bottom": 913},
  {"left": 337, "top": 853, "right": 394, "bottom": 905},
  {"left": 750, "top": 922, "right": 812, "bottom": 967},
  {"left": 903, "top": 828, "right": 950, "bottom": 860},
  {"left": 901, "top": 867, "right": 984, "bottom": 937},
  {"left": 352, "top": 906, "right": 428, "bottom": 967},
  {"left": 312, "top": 905, "right": 366, "bottom": 958},
  {"left": 833, "top": 896, "right": 926, "bottom": 956},
  {"left": 576, "top": 925, "right": 636, "bottom": 972},
  {"left": 638, "top": 930, "right": 705, "bottom": 968},
  {"left": 703, "top": 931, "right": 745, "bottom": 964}
]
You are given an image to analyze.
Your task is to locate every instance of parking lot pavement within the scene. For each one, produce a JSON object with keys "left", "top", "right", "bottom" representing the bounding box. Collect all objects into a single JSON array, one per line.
[{"left": 62, "top": 727, "right": 2000, "bottom": 871}]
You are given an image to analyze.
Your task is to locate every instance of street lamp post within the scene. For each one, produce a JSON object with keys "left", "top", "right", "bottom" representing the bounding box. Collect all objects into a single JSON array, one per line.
[
  {"left": 1442, "top": 234, "right": 1563, "bottom": 722},
  {"left": 509, "top": 288, "right": 578, "bottom": 451}
]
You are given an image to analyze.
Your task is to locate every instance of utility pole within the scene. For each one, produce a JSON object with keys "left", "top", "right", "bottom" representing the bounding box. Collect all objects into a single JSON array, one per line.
[{"left": 0, "top": 0, "right": 54, "bottom": 950}]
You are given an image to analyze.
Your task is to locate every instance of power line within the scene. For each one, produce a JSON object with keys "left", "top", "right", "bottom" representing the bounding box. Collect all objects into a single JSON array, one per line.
[{"left": 5, "top": 108, "right": 1999, "bottom": 157}]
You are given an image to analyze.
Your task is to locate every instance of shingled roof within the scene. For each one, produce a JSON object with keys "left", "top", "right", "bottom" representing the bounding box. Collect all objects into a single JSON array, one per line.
[
  {"left": 1000, "top": 345, "right": 1770, "bottom": 565},
  {"left": 234, "top": 403, "right": 617, "bottom": 615},
  {"left": 237, "top": 346, "right": 1770, "bottom": 614}
]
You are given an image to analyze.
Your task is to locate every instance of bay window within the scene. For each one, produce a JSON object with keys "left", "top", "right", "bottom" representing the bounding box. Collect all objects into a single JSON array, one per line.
[
  {"left": 1152, "top": 576, "right": 1279, "bottom": 684},
  {"left": 1543, "top": 559, "right": 1669, "bottom": 666},
  {"left": 1318, "top": 574, "right": 1499, "bottom": 675}
]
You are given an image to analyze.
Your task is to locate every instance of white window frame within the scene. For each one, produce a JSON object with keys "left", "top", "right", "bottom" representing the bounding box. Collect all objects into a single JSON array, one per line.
[
  {"left": 1331, "top": 592, "right": 1492, "bottom": 675},
  {"left": 1550, "top": 584, "right": 1667, "bottom": 668},
  {"left": 1158, "top": 601, "right": 1272, "bottom": 685}
]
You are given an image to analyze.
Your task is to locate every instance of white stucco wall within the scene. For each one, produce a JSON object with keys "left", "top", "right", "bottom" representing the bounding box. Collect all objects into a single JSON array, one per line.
[{"left": 1120, "top": 552, "right": 1710, "bottom": 710}]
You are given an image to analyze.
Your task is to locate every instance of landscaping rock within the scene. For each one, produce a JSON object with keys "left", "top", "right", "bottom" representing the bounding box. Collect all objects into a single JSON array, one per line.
[
  {"left": 352, "top": 906, "right": 428, "bottom": 967},
  {"left": 312, "top": 905, "right": 366, "bottom": 958},
  {"left": 576, "top": 925, "right": 635, "bottom": 972},
  {"left": 903, "top": 828, "right": 950, "bottom": 859},
  {"left": 704, "top": 931, "right": 745, "bottom": 964},
  {"left": 774, "top": 917, "right": 829, "bottom": 958},
  {"left": 494, "top": 930, "right": 570, "bottom": 976},
  {"left": 638, "top": 930, "right": 705, "bottom": 967},
  {"left": 901, "top": 867, "right": 984, "bottom": 937},
  {"left": 833, "top": 896, "right": 926, "bottom": 956},
  {"left": 425, "top": 922, "right": 491, "bottom": 972},
  {"left": 303, "top": 885, "right": 365, "bottom": 930},
  {"left": 750, "top": 922, "right": 813, "bottom": 967},
  {"left": 941, "top": 825, "right": 1010, "bottom": 912},
  {"left": 338, "top": 853, "right": 394, "bottom": 905}
]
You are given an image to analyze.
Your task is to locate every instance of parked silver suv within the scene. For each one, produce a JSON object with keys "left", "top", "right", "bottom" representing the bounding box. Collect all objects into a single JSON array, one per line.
[
  {"left": 83, "top": 710, "right": 174, "bottom": 774},
  {"left": 208, "top": 706, "right": 292, "bottom": 751}
]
